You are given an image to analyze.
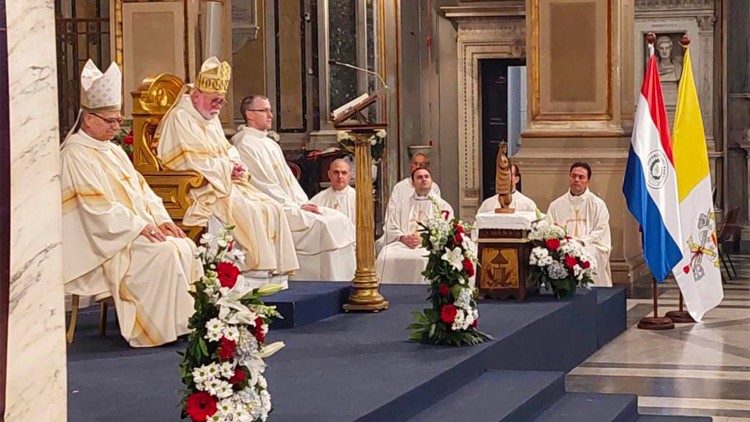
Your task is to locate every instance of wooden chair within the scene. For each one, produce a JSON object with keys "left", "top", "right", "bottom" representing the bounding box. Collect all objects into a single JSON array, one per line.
[
  {"left": 131, "top": 73, "right": 206, "bottom": 242},
  {"left": 66, "top": 293, "right": 115, "bottom": 343},
  {"left": 717, "top": 207, "right": 740, "bottom": 281}
]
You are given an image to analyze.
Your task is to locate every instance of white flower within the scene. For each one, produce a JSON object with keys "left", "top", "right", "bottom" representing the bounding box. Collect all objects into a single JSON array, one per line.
[
  {"left": 206, "top": 318, "right": 226, "bottom": 342},
  {"left": 213, "top": 380, "right": 235, "bottom": 399},
  {"left": 454, "top": 288, "right": 472, "bottom": 309},
  {"left": 529, "top": 247, "right": 553, "bottom": 267},
  {"left": 219, "top": 361, "right": 235, "bottom": 378},
  {"left": 462, "top": 237, "right": 477, "bottom": 260},
  {"left": 216, "top": 398, "right": 236, "bottom": 418},
  {"left": 441, "top": 247, "right": 464, "bottom": 272},
  {"left": 547, "top": 261, "right": 569, "bottom": 280},
  {"left": 223, "top": 325, "right": 240, "bottom": 342},
  {"left": 376, "top": 129, "right": 387, "bottom": 138},
  {"left": 192, "top": 365, "right": 215, "bottom": 388}
]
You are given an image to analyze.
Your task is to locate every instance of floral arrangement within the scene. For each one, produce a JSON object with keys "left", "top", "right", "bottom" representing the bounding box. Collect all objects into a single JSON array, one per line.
[
  {"left": 336, "top": 129, "right": 386, "bottom": 161},
  {"left": 180, "top": 226, "right": 284, "bottom": 422},
  {"left": 528, "top": 217, "right": 595, "bottom": 299},
  {"left": 408, "top": 198, "right": 490, "bottom": 346},
  {"left": 110, "top": 120, "right": 134, "bottom": 158}
]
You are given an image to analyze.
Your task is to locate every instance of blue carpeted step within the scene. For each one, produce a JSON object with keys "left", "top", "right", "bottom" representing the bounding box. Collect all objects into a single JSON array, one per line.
[
  {"left": 409, "top": 370, "right": 565, "bottom": 422},
  {"left": 595, "top": 288, "right": 627, "bottom": 347},
  {"left": 533, "top": 392, "right": 637, "bottom": 422},
  {"left": 636, "top": 416, "right": 712, "bottom": 421},
  {"left": 265, "top": 281, "right": 349, "bottom": 328}
]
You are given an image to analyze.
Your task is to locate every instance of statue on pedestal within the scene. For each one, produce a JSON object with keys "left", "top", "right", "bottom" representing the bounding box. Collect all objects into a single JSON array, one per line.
[{"left": 494, "top": 141, "right": 515, "bottom": 214}]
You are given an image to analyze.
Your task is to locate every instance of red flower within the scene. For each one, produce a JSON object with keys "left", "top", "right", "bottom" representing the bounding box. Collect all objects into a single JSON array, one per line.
[
  {"left": 123, "top": 131, "right": 134, "bottom": 146},
  {"left": 216, "top": 262, "right": 241, "bottom": 289},
  {"left": 471, "top": 318, "right": 478, "bottom": 328},
  {"left": 253, "top": 317, "right": 266, "bottom": 343},
  {"left": 228, "top": 368, "right": 246, "bottom": 385},
  {"left": 441, "top": 210, "right": 451, "bottom": 220},
  {"left": 185, "top": 391, "right": 217, "bottom": 422},
  {"left": 454, "top": 232, "right": 464, "bottom": 245},
  {"left": 440, "top": 304, "right": 458, "bottom": 324},
  {"left": 581, "top": 260, "right": 591, "bottom": 269},
  {"left": 462, "top": 258, "right": 475, "bottom": 277},
  {"left": 455, "top": 224, "right": 464, "bottom": 235},
  {"left": 546, "top": 238, "right": 561, "bottom": 251},
  {"left": 564, "top": 255, "right": 578, "bottom": 269},
  {"left": 438, "top": 284, "right": 450, "bottom": 297},
  {"left": 217, "top": 337, "right": 236, "bottom": 361}
]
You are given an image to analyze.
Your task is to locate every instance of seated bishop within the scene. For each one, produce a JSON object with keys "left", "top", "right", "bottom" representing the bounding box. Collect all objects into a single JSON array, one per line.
[
  {"left": 156, "top": 58, "right": 299, "bottom": 282},
  {"left": 477, "top": 164, "right": 537, "bottom": 214},
  {"left": 547, "top": 162, "right": 612, "bottom": 287},
  {"left": 310, "top": 159, "right": 356, "bottom": 225},
  {"left": 232, "top": 95, "right": 356, "bottom": 281},
  {"left": 61, "top": 60, "right": 200, "bottom": 347},
  {"left": 376, "top": 168, "right": 454, "bottom": 284}
]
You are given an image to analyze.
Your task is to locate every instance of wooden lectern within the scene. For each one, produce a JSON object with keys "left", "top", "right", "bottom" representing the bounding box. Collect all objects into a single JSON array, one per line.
[{"left": 332, "top": 92, "right": 389, "bottom": 312}]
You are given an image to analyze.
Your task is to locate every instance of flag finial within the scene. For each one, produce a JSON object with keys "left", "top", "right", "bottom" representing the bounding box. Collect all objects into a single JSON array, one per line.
[{"left": 679, "top": 34, "right": 691, "bottom": 49}]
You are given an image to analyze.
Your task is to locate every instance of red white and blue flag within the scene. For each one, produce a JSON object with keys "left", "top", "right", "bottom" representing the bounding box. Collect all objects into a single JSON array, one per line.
[{"left": 622, "top": 46, "right": 683, "bottom": 282}]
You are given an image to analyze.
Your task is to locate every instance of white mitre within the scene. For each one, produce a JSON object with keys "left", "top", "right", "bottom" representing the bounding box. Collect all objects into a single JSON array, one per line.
[{"left": 80, "top": 59, "right": 122, "bottom": 111}]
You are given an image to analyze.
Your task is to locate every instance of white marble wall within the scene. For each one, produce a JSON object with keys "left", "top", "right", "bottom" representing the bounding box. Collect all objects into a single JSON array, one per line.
[{"left": 5, "top": 0, "right": 67, "bottom": 420}]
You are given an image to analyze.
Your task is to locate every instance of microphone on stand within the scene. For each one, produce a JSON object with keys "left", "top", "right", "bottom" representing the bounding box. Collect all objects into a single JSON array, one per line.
[{"left": 327, "top": 59, "right": 389, "bottom": 90}]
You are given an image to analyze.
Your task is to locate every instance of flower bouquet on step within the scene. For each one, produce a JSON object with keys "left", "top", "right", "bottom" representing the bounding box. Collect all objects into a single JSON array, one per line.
[
  {"left": 408, "top": 198, "right": 490, "bottom": 346},
  {"left": 528, "top": 217, "right": 595, "bottom": 299},
  {"left": 179, "top": 226, "right": 285, "bottom": 422}
]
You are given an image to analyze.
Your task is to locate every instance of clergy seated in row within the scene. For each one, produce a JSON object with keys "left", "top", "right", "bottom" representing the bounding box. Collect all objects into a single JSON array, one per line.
[
  {"left": 547, "top": 162, "right": 612, "bottom": 286},
  {"left": 61, "top": 60, "right": 200, "bottom": 347},
  {"left": 376, "top": 168, "right": 454, "bottom": 284},
  {"left": 157, "top": 58, "right": 299, "bottom": 283},
  {"left": 376, "top": 152, "right": 441, "bottom": 253},
  {"left": 310, "top": 159, "right": 356, "bottom": 225},
  {"left": 476, "top": 163, "right": 537, "bottom": 213},
  {"left": 232, "top": 95, "right": 356, "bottom": 281}
]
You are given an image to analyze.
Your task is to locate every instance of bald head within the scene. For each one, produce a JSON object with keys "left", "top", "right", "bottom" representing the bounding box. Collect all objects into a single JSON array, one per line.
[{"left": 328, "top": 158, "right": 351, "bottom": 191}]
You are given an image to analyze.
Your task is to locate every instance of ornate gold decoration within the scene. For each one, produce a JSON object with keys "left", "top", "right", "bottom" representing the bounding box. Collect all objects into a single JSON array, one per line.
[
  {"left": 480, "top": 248, "right": 519, "bottom": 289},
  {"left": 343, "top": 132, "right": 389, "bottom": 312},
  {"left": 131, "top": 73, "right": 206, "bottom": 242}
]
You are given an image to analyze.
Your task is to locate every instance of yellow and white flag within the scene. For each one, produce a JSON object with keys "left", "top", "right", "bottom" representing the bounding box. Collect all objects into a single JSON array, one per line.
[{"left": 671, "top": 46, "right": 723, "bottom": 321}]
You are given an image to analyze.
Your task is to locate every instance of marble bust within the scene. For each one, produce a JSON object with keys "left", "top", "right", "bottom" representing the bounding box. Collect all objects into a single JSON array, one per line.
[{"left": 656, "top": 35, "right": 682, "bottom": 82}]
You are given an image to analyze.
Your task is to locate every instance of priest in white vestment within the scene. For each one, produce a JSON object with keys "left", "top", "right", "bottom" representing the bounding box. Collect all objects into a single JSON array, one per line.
[
  {"left": 377, "top": 152, "right": 441, "bottom": 253},
  {"left": 477, "top": 164, "right": 537, "bottom": 214},
  {"left": 376, "top": 168, "right": 454, "bottom": 284},
  {"left": 61, "top": 60, "right": 200, "bottom": 347},
  {"left": 232, "top": 95, "right": 356, "bottom": 281},
  {"left": 310, "top": 159, "right": 356, "bottom": 225},
  {"left": 157, "top": 58, "right": 298, "bottom": 279},
  {"left": 547, "top": 162, "right": 612, "bottom": 286}
]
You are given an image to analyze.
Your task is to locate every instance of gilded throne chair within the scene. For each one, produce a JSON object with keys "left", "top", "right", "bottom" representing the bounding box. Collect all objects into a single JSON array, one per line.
[{"left": 131, "top": 73, "right": 205, "bottom": 241}]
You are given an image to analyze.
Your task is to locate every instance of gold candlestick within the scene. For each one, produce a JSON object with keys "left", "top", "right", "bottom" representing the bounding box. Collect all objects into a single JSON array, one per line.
[{"left": 343, "top": 132, "right": 389, "bottom": 312}]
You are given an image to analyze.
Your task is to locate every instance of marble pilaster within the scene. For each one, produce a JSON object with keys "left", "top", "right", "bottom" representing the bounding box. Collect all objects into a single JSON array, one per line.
[{"left": 4, "top": 0, "right": 67, "bottom": 420}]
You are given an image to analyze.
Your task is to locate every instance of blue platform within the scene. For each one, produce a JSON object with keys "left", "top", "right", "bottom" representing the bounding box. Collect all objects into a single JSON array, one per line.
[{"left": 66, "top": 284, "right": 709, "bottom": 421}]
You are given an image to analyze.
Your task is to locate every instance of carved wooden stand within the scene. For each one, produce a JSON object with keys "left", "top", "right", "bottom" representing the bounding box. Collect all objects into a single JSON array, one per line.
[{"left": 476, "top": 228, "right": 536, "bottom": 301}]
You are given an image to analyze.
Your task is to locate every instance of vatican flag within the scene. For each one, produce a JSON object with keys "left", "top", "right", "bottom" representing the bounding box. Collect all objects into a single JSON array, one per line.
[{"left": 671, "top": 46, "right": 724, "bottom": 321}]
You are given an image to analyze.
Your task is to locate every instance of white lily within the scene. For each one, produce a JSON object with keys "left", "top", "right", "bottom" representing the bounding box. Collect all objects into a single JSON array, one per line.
[{"left": 441, "top": 247, "right": 464, "bottom": 272}]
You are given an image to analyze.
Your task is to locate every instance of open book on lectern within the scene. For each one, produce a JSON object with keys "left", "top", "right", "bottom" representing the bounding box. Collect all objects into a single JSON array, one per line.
[{"left": 330, "top": 90, "right": 386, "bottom": 130}]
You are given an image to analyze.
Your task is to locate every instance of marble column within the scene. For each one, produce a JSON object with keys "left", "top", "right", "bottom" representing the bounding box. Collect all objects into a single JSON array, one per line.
[{"left": 4, "top": 0, "right": 67, "bottom": 420}]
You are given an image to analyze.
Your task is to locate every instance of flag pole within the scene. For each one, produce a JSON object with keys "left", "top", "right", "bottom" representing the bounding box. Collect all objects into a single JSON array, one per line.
[{"left": 638, "top": 276, "right": 674, "bottom": 330}]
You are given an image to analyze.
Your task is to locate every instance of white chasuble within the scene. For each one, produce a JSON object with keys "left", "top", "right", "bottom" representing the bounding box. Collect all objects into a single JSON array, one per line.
[
  {"left": 547, "top": 189, "right": 612, "bottom": 287},
  {"left": 157, "top": 95, "right": 298, "bottom": 274},
  {"left": 232, "top": 126, "right": 356, "bottom": 281},
  {"left": 476, "top": 191, "right": 538, "bottom": 215},
  {"left": 376, "top": 178, "right": 442, "bottom": 254},
  {"left": 376, "top": 194, "right": 454, "bottom": 284},
  {"left": 310, "top": 185, "right": 356, "bottom": 225},
  {"left": 61, "top": 131, "right": 200, "bottom": 347}
]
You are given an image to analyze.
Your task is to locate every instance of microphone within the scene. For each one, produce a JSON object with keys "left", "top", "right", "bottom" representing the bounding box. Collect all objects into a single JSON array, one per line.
[{"left": 328, "top": 59, "right": 389, "bottom": 90}]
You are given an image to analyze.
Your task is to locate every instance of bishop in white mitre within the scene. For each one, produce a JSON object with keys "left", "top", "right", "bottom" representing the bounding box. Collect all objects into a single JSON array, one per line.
[
  {"left": 232, "top": 95, "right": 356, "bottom": 281},
  {"left": 157, "top": 58, "right": 299, "bottom": 278},
  {"left": 547, "top": 163, "right": 612, "bottom": 286},
  {"left": 310, "top": 159, "right": 356, "bottom": 225},
  {"left": 377, "top": 152, "right": 441, "bottom": 254},
  {"left": 476, "top": 164, "right": 537, "bottom": 214},
  {"left": 376, "top": 168, "right": 454, "bottom": 284},
  {"left": 61, "top": 60, "right": 200, "bottom": 347}
]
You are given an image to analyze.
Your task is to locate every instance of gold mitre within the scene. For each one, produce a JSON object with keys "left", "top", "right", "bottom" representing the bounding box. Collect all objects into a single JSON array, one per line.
[
  {"left": 80, "top": 59, "right": 122, "bottom": 111},
  {"left": 196, "top": 57, "right": 231, "bottom": 94}
]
